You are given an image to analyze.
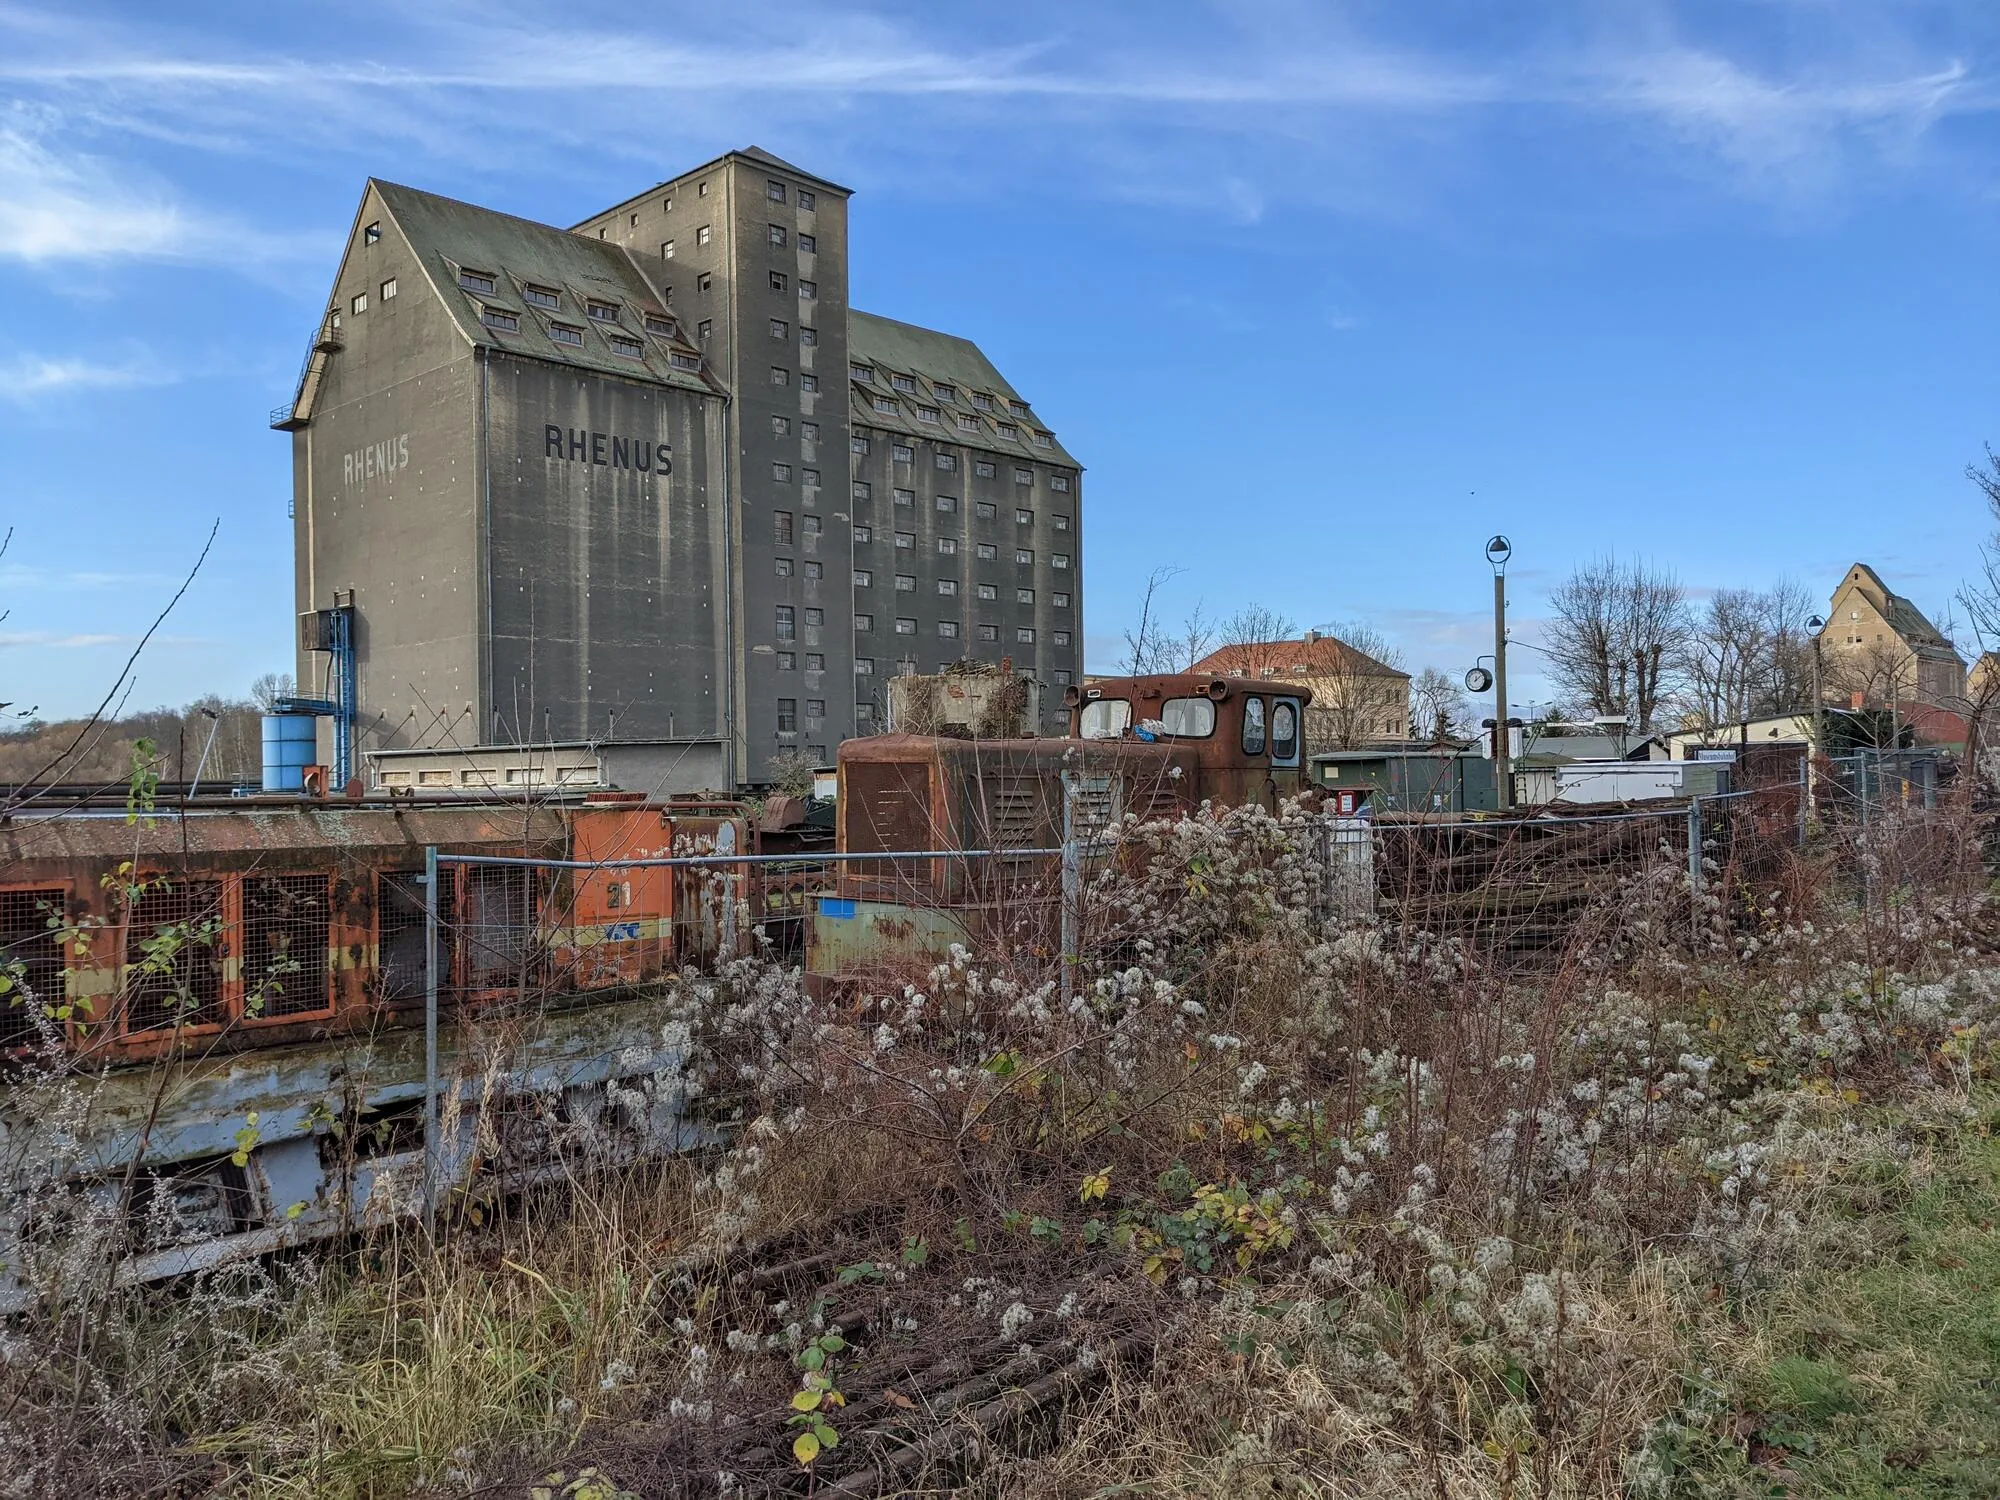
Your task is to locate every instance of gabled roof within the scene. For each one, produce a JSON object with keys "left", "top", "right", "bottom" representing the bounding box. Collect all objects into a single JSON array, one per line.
[
  {"left": 571, "top": 147, "right": 851, "bottom": 227},
  {"left": 848, "top": 310, "right": 1078, "bottom": 467},
  {"left": 368, "top": 179, "right": 715, "bottom": 394},
  {"left": 1192, "top": 636, "right": 1409, "bottom": 682},
  {"left": 1833, "top": 562, "right": 1957, "bottom": 654}
]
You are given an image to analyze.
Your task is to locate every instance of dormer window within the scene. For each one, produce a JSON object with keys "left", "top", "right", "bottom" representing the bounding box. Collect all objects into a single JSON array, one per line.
[
  {"left": 892, "top": 374, "right": 915, "bottom": 393},
  {"left": 481, "top": 307, "right": 518, "bottom": 332},
  {"left": 935, "top": 383, "right": 956, "bottom": 403},
  {"left": 644, "top": 314, "right": 673, "bottom": 336},
  {"left": 915, "top": 405, "right": 940, "bottom": 424},
  {"left": 851, "top": 363, "right": 874, "bottom": 383},
  {"left": 1009, "top": 399, "right": 1030, "bottom": 417},
  {"left": 607, "top": 334, "right": 643, "bottom": 358},
  {"left": 459, "top": 269, "right": 496, "bottom": 294},
  {"left": 972, "top": 393, "right": 993, "bottom": 412},
  {"left": 587, "top": 301, "right": 619, "bottom": 321},
  {"left": 523, "top": 284, "right": 560, "bottom": 310},
  {"left": 670, "top": 351, "right": 701, "bottom": 370},
  {"left": 550, "top": 323, "right": 584, "bottom": 346}
]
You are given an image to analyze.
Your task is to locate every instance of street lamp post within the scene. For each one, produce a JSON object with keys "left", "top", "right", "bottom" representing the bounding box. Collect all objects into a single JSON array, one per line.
[{"left": 1488, "top": 536, "right": 1513, "bottom": 810}]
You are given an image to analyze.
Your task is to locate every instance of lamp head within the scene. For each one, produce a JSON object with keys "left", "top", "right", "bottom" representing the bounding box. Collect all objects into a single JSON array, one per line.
[{"left": 1485, "top": 535, "right": 1512, "bottom": 570}]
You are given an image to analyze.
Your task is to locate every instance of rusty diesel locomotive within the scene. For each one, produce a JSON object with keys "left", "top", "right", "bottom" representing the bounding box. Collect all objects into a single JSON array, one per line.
[{"left": 0, "top": 674, "right": 1306, "bottom": 1293}]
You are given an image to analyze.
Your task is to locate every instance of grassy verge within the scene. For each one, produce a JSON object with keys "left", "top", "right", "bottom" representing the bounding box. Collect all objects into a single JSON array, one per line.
[{"left": 1660, "top": 1091, "right": 2000, "bottom": 1498}]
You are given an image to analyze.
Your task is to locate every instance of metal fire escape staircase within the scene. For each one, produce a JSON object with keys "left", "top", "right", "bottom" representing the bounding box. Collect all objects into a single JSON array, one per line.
[{"left": 270, "top": 314, "right": 343, "bottom": 432}]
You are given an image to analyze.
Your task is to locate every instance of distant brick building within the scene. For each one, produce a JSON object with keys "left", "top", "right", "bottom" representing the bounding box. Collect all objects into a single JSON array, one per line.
[
  {"left": 1821, "top": 563, "right": 1963, "bottom": 709},
  {"left": 1192, "top": 631, "right": 1410, "bottom": 750}
]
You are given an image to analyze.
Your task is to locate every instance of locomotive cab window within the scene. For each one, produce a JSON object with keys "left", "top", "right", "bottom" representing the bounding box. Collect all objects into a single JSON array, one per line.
[
  {"left": 1271, "top": 697, "right": 1301, "bottom": 766},
  {"left": 1159, "top": 697, "right": 1215, "bottom": 738},
  {"left": 1241, "top": 696, "right": 1267, "bottom": 756},
  {"left": 1079, "top": 698, "right": 1131, "bottom": 739}
]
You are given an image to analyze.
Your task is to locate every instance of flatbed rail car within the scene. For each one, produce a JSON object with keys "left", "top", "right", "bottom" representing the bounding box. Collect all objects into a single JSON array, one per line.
[
  {"left": 805, "top": 673, "right": 1313, "bottom": 990},
  {"left": 0, "top": 795, "right": 765, "bottom": 1298}
]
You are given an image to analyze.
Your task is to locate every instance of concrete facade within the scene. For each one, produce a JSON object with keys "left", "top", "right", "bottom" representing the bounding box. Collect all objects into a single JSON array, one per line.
[{"left": 284, "top": 149, "right": 1082, "bottom": 787}]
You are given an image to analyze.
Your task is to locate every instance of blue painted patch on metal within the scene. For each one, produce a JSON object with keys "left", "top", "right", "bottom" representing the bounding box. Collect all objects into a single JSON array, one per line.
[{"left": 819, "top": 897, "right": 856, "bottom": 920}]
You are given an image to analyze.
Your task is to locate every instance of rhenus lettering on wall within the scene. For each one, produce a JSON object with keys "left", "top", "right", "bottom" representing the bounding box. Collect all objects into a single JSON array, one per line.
[
  {"left": 544, "top": 426, "right": 673, "bottom": 476},
  {"left": 344, "top": 434, "right": 409, "bottom": 488}
]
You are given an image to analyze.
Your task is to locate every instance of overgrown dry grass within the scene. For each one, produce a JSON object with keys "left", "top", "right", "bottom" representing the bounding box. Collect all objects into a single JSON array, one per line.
[{"left": 4, "top": 801, "right": 1999, "bottom": 1498}]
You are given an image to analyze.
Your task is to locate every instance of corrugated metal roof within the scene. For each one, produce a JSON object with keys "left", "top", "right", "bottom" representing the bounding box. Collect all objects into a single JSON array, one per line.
[
  {"left": 372, "top": 179, "right": 717, "bottom": 396},
  {"left": 847, "top": 310, "right": 1077, "bottom": 467}
]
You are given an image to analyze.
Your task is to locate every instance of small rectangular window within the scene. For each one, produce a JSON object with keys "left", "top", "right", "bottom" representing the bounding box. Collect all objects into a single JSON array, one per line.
[
  {"left": 938, "top": 620, "right": 959, "bottom": 638},
  {"left": 774, "top": 511, "right": 794, "bottom": 544},
  {"left": 936, "top": 494, "right": 957, "bottom": 513},
  {"left": 644, "top": 314, "right": 673, "bottom": 336},
  {"left": 976, "top": 581, "right": 997, "bottom": 599},
  {"left": 697, "top": 225, "right": 712, "bottom": 245},
  {"left": 380, "top": 277, "right": 398, "bottom": 300},
  {"left": 799, "top": 279, "right": 816, "bottom": 300},
  {"left": 770, "top": 318, "right": 788, "bottom": 339},
  {"left": 1055, "top": 670, "right": 1072, "bottom": 685},
  {"left": 999, "top": 423, "right": 1020, "bottom": 440},
  {"left": 1017, "top": 627, "right": 1036, "bottom": 644},
  {"left": 895, "top": 574, "right": 916, "bottom": 591},
  {"left": 854, "top": 569, "right": 873, "bottom": 587},
  {"left": 775, "top": 557, "right": 794, "bottom": 578},
  {"left": 1053, "top": 513, "right": 1071, "bottom": 531},
  {"left": 1016, "top": 508, "right": 1034, "bottom": 525},
  {"left": 798, "top": 189, "right": 816, "bottom": 210},
  {"left": 855, "top": 657, "right": 874, "bottom": 675},
  {"left": 937, "top": 537, "right": 957, "bottom": 555},
  {"left": 1053, "top": 553, "right": 1070, "bottom": 569},
  {"left": 893, "top": 488, "right": 914, "bottom": 507},
  {"left": 853, "top": 481, "right": 872, "bottom": 501},
  {"left": 662, "top": 239, "right": 675, "bottom": 258},
  {"left": 772, "top": 415, "right": 792, "bottom": 438},
  {"left": 608, "top": 334, "right": 643, "bottom": 358},
  {"left": 916, "top": 405, "right": 940, "bottom": 424},
  {"left": 800, "top": 233, "right": 816, "bottom": 252},
  {"left": 772, "top": 367, "right": 791, "bottom": 386},
  {"left": 851, "top": 363, "right": 874, "bottom": 383},
  {"left": 1053, "top": 630, "right": 1072, "bottom": 646},
  {"left": 777, "top": 698, "right": 797, "bottom": 733},
  {"left": 803, "top": 469, "right": 820, "bottom": 488},
  {"left": 856, "top": 613, "right": 874, "bottom": 631},
  {"left": 773, "top": 462, "right": 792, "bottom": 482},
  {"left": 1053, "top": 591, "right": 1071, "bottom": 608},
  {"left": 956, "top": 414, "right": 979, "bottom": 432},
  {"left": 976, "top": 500, "right": 997, "bottom": 519},
  {"left": 938, "top": 579, "right": 958, "bottom": 596},
  {"left": 851, "top": 435, "right": 870, "bottom": 455},
  {"left": 671, "top": 352, "right": 701, "bottom": 370},
  {"left": 934, "top": 383, "right": 957, "bottom": 403},
  {"left": 770, "top": 271, "right": 789, "bottom": 292},
  {"left": 776, "top": 605, "right": 796, "bottom": 639},
  {"left": 1010, "top": 399, "right": 1031, "bottom": 417},
  {"left": 892, "top": 373, "right": 916, "bottom": 393},
  {"left": 972, "top": 393, "right": 993, "bottom": 412},
  {"left": 524, "top": 284, "right": 560, "bottom": 309},
  {"left": 698, "top": 319, "right": 712, "bottom": 341},
  {"left": 459, "top": 269, "right": 495, "bottom": 293},
  {"left": 936, "top": 453, "right": 957, "bottom": 472},
  {"left": 896, "top": 617, "right": 917, "bottom": 635},
  {"left": 1051, "top": 474, "right": 1072, "bottom": 493},
  {"left": 587, "top": 301, "right": 620, "bottom": 321},
  {"left": 801, "top": 373, "right": 819, "bottom": 391},
  {"left": 975, "top": 460, "right": 996, "bottom": 478},
  {"left": 1033, "top": 431, "right": 1054, "bottom": 448},
  {"left": 769, "top": 224, "right": 787, "bottom": 247},
  {"left": 895, "top": 531, "right": 915, "bottom": 549},
  {"left": 853, "top": 523, "right": 872, "bottom": 542},
  {"left": 1015, "top": 468, "right": 1033, "bottom": 486},
  {"left": 1017, "top": 587, "right": 1035, "bottom": 605},
  {"left": 805, "top": 607, "right": 823, "bottom": 626},
  {"left": 550, "top": 323, "right": 584, "bottom": 347},
  {"left": 978, "top": 623, "right": 999, "bottom": 641},
  {"left": 697, "top": 272, "right": 712, "bottom": 292},
  {"left": 800, "top": 326, "right": 817, "bottom": 346},
  {"left": 872, "top": 395, "right": 897, "bottom": 414},
  {"left": 976, "top": 543, "right": 997, "bottom": 561},
  {"left": 807, "top": 698, "right": 825, "bottom": 716},
  {"left": 768, "top": 179, "right": 787, "bottom": 203},
  {"left": 663, "top": 194, "right": 674, "bottom": 211},
  {"left": 351, "top": 292, "right": 368, "bottom": 314},
  {"left": 804, "top": 560, "right": 823, "bottom": 579},
  {"left": 893, "top": 444, "right": 914, "bottom": 463},
  {"left": 364, "top": 221, "right": 382, "bottom": 244},
  {"left": 1016, "top": 548, "right": 1034, "bottom": 565},
  {"left": 777, "top": 651, "right": 796, "bottom": 670},
  {"left": 801, "top": 421, "right": 819, "bottom": 443},
  {"left": 482, "top": 307, "right": 518, "bottom": 332}
]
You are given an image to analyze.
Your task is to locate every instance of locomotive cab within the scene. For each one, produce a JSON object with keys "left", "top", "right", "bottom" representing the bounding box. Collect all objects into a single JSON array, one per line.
[{"left": 1064, "top": 674, "right": 1313, "bottom": 812}]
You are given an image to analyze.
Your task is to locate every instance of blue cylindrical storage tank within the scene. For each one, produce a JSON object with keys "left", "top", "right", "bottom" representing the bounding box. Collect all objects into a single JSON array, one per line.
[{"left": 262, "top": 712, "right": 317, "bottom": 792}]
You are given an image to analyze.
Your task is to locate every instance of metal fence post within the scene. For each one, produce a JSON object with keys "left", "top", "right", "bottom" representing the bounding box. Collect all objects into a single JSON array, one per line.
[
  {"left": 422, "top": 843, "right": 439, "bottom": 1237},
  {"left": 1060, "top": 771, "right": 1079, "bottom": 1009},
  {"left": 1686, "top": 793, "right": 1703, "bottom": 885}
]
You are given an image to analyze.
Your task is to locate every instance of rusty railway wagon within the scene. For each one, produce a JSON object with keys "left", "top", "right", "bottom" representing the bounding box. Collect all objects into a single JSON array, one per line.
[
  {"left": 0, "top": 794, "right": 784, "bottom": 1301},
  {"left": 806, "top": 673, "right": 1313, "bottom": 990}
]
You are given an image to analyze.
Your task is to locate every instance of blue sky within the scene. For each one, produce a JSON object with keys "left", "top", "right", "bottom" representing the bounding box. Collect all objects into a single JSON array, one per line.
[{"left": 3, "top": 0, "right": 1998, "bottom": 719}]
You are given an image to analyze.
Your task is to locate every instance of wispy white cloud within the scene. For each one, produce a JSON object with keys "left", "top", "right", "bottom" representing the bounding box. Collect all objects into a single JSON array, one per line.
[{"left": 0, "top": 349, "right": 175, "bottom": 399}]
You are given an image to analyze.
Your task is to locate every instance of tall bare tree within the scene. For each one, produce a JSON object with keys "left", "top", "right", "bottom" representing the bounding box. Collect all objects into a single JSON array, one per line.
[
  {"left": 1408, "top": 666, "right": 1470, "bottom": 743},
  {"left": 1542, "top": 557, "right": 1691, "bottom": 732},
  {"left": 1212, "top": 604, "right": 1300, "bottom": 677},
  {"left": 1119, "top": 568, "right": 1219, "bottom": 675},
  {"left": 1305, "top": 621, "right": 1406, "bottom": 750}
]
